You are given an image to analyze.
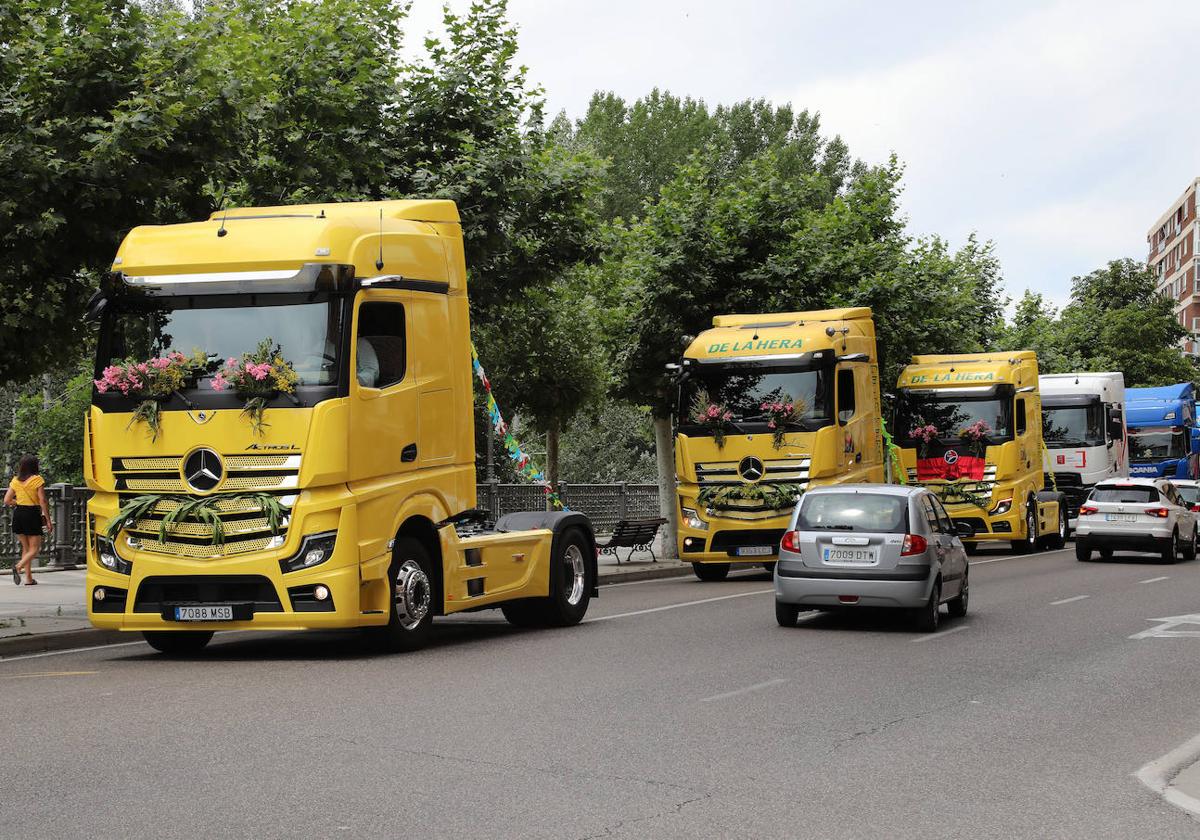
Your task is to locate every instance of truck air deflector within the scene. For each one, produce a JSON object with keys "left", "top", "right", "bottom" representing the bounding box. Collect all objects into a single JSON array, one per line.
[{"left": 114, "top": 262, "right": 357, "bottom": 296}]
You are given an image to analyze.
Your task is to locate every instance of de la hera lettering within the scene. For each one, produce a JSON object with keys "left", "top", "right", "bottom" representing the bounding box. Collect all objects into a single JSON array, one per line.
[
  {"left": 708, "top": 338, "right": 803, "bottom": 353},
  {"left": 907, "top": 372, "right": 996, "bottom": 384}
]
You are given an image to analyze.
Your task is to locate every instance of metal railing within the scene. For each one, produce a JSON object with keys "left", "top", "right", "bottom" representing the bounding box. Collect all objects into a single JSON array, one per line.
[{"left": 0, "top": 482, "right": 663, "bottom": 567}]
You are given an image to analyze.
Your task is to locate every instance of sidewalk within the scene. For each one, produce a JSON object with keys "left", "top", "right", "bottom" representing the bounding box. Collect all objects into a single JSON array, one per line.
[{"left": 0, "top": 537, "right": 693, "bottom": 657}]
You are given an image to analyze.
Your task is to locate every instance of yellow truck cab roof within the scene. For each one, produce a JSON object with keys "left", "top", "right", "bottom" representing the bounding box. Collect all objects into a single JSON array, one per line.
[
  {"left": 684, "top": 307, "right": 875, "bottom": 361},
  {"left": 111, "top": 199, "right": 460, "bottom": 288},
  {"left": 898, "top": 351, "right": 1039, "bottom": 389}
]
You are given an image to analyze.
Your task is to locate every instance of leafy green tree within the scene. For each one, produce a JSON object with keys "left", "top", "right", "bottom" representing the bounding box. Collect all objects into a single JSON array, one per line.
[
  {"left": 9, "top": 368, "right": 93, "bottom": 485},
  {"left": 559, "top": 401, "right": 657, "bottom": 484}
]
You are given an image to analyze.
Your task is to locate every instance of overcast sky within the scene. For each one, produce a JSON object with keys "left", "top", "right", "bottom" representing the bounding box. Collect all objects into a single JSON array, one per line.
[{"left": 406, "top": 0, "right": 1200, "bottom": 309}]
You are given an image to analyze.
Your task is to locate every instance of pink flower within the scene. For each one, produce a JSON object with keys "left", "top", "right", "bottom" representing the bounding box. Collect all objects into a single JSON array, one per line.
[
  {"left": 136, "top": 362, "right": 149, "bottom": 374},
  {"left": 150, "top": 357, "right": 171, "bottom": 369},
  {"left": 94, "top": 380, "right": 108, "bottom": 393},
  {"left": 210, "top": 373, "right": 228, "bottom": 392},
  {"left": 768, "top": 420, "right": 777, "bottom": 429},
  {"left": 249, "top": 363, "right": 270, "bottom": 381},
  {"left": 170, "top": 351, "right": 185, "bottom": 362}
]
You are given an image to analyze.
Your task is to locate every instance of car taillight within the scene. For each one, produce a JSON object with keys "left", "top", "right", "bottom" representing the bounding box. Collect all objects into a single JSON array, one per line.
[
  {"left": 780, "top": 531, "right": 800, "bottom": 552},
  {"left": 901, "top": 534, "right": 927, "bottom": 556},
  {"left": 1191, "top": 504, "right": 1200, "bottom": 512},
  {"left": 1079, "top": 505, "right": 1098, "bottom": 515},
  {"left": 1145, "top": 507, "right": 1170, "bottom": 518}
]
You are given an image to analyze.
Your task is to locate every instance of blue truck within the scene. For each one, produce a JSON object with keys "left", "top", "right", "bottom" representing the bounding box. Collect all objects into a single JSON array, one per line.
[{"left": 1125, "top": 383, "right": 1200, "bottom": 479}]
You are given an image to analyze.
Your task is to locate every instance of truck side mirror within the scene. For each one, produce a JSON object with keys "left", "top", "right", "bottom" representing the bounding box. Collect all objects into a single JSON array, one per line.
[
  {"left": 1192, "top": 429, "right": 1200, "bottom": 455},
  {"left": 83, "top": 290, "right": 108, "bottom": 323}
]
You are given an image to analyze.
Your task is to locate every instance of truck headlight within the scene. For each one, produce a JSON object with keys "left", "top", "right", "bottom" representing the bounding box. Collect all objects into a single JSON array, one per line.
[
  {"left": 989, "top": 497, "right": 1013, "bottom": 517},
  {"left": 94, "top": 536, "right": 132, "bottom": 575},
  {"left": 279, "top": 531, "right": 337, "bottom": 573},
  {"left": 681, "top": 507, "right": 709, "bottom": 531}
]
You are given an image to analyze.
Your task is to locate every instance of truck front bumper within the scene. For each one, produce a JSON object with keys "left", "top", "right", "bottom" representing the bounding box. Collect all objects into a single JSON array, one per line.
[{"left": 677, "top": 513, "right": 792, "bottom": 564}]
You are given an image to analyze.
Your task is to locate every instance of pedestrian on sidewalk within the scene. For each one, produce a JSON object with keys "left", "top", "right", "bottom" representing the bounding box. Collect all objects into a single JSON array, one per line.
[{"left": 5, "top": 455, "right": 53, "bottom": 586}]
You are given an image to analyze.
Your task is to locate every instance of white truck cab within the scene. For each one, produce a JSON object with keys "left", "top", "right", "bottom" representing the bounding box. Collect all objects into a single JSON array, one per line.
[{"left": 1040, "top": 372, "right": 1128, "bottom": 529}]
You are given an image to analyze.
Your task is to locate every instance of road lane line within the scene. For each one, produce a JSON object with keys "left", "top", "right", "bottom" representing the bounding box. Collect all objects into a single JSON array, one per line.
[
  {"left": 1050, "top": 595, "right": 1090, "bottom": 605},
  {"left": 1140, "top": 576, "right": 1171, "bottom": 584},
  {"left": 601, "top": 569, "right": 763, "bottom": 588},
  {"left": 700, "top": 678, "right": 789, "bottom": 703},
  {"left": 1136, "top": 731, "right": 1200, "bottom": 818},
  {"left": 1, "top": 670, "right": 97, "bottom": 680},
  {"left": 911, "top": 625, "right": 969, "bottom": 643},
  {"left": 0, "top": 641, "right": 146, "bottom": 664},
  {"left": 586, "top": 589, "right": 775, "bottom": 623}
]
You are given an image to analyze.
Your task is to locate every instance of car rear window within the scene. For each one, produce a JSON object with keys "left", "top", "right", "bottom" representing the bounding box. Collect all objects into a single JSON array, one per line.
[
  {"left": 1090, "top": 486, "right": 1159, "bottom": 503},
  {"left": 797, "top": 494, "right": 908, "bottom": 532}
]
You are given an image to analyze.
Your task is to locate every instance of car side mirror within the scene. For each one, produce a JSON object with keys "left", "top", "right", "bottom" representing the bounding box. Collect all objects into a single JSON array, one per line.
[{"left": 955, "top": 521, "right": 975, "bottom": 538}]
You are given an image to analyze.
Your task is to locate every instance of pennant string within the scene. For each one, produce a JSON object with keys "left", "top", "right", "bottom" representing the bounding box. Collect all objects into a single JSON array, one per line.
[{"left": 471, "top": 343, "right": 567, "bottom": 511}]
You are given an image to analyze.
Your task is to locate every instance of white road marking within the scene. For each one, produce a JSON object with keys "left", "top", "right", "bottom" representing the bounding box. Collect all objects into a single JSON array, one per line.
[
  {"left": 700, "top": 678, "right": 789, "bottom": 703},
  {"left": 1135, "top": 731, "right": 1200, "bottom": 818},
  {"left": 1130, "top": 614, "right": 1200, "bottom": 640},
  {"left": 968, "top": 546, "right": 1072, "bottom": 566},
  {"left": 601, "top": 569, "right": 762, "bottom": 588},
  {"left": 0, "top": 641, "right": 146, "bottom": 664},
  {"left": 587, "top": 589, "right": 775, "bottom": 623},
  {"left": 1050, "top": 595, "right": 1090, "bottom": 605},
  {"left": 911, "top": 624, "right": 969, "bottom": 643},
  {"left": 1140, "top": 576, "right": 1171, "bottom": 584}
]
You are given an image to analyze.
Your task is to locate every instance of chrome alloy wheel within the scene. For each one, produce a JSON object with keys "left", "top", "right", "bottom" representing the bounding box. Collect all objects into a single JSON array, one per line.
[
  {"left": 563, "top": 543, "right": 586, "bottom": 606},
  {"left": 394, "top": 559, "right": 431, "bottom": 630}
]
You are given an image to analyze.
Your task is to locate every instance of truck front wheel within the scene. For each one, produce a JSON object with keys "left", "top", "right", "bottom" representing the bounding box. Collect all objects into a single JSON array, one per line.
[
  {"left": 367, "top": 537, "right": 435, "bottom": 652},
  {"left": 1010, "top": 507, "right": 1037, "bottom": 555}
]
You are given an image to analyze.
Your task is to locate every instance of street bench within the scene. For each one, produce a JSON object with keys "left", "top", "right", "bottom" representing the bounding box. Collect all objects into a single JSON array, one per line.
[{"left": 597, "top": 517, "right": 666, "bottom": 564}]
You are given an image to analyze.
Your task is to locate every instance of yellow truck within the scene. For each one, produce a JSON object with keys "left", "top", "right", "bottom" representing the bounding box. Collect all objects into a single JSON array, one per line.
[
  {"left": 894, "top": 352, "right": 1067, "bottom": 553},
  {"left": 84, "top": 200, "right": 597, "bottom": 654},
  {"left": 673, "top": 308, "right": 885, "bottom": 580}
]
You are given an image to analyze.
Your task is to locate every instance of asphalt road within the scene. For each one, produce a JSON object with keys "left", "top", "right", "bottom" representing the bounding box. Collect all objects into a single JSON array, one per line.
[{"left": 5, "top": 544, "right": 1200, "bottom": 839}]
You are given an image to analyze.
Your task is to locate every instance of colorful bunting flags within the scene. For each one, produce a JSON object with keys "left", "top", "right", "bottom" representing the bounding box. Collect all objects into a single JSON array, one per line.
[{"left": 471, "top": 344, "right": 567, "bottom": 511}]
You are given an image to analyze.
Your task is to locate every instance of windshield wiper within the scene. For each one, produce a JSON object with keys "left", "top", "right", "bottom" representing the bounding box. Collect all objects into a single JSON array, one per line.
[{"left": 805, "top": 524, "right": 854, "bottom": 530}]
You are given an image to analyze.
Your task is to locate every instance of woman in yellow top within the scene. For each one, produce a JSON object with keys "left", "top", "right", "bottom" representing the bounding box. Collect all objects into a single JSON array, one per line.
[{"left": 4, "top": 455, "right": 53, "bottom": 585}]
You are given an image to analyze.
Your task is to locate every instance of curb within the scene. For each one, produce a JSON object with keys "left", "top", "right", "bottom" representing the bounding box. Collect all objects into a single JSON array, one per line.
[
  {"left": 599, "top": 563, "right": 694, "bottom": 586},
  {"left": 0, "top": 627, "right": 127, "bottom": 659}
]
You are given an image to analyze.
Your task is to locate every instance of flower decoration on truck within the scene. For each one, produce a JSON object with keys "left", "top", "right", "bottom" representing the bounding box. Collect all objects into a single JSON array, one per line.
[
  {"left": 760, "top": 399, "right": 805, "bottom": 450},
  {"left": 697, "top": 482, "right": 804, "bottom": 513},
  {"left": 690, "top": 390, "right": 734, "bottom": 448},
  {"left": 94, "top": 350, "right": 208, "bottom": 441},
  {"left": 210, "top": 338, "right": 299, "bottom": 436},
  {"left": 958, "top": 419, "right": 992, "bottom": 457},
  {"left": 908, "top": 423, "right": 941, "bottom": 458}
]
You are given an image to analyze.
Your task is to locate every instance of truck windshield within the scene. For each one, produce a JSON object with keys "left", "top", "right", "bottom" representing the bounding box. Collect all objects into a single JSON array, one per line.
[
  {"left": 100, "top": 294, "right": 343, "bottom": 386},
  {"left": 1129, "top": 429, "right": 1188, "bottom": 461},
  {"left": 678, "top": 364, "right": 832, "bottom": 432},
  {"left": 1043, "top": 403, "right": 1105, "bottom": 448},
  {"left": 896, "top": 393, "right": 1013, "bottom": 445}
]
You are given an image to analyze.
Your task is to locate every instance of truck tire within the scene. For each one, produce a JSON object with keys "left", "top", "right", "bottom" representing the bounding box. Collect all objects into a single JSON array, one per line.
[
  {"left": 693, "top": 562, "right": 731, "bottom": 582},
  {"left": 142, "top": 630, "right": 213, "bottom": 655},
  {"left": 366, "top": 537, "right": 435, "bottom": 652},
  {"left": 1010, "top": 507, "right": 1037, "bottom": 555},
  {"left": 502, "top": 527, "right": 593, "bottom": 627},
  {"left": 1044, "top": 505, "right": 1067, "bottom": 550}
]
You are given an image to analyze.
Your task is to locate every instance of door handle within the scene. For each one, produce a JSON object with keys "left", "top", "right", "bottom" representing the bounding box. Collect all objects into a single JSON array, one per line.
[{"left": 401, "top": 443, "right": 418, "bottom": 462}]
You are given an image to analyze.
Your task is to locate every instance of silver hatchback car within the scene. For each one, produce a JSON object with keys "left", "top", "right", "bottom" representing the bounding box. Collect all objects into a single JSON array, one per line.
[{"left": 774, "top": 485, "right": 973, "bottom": 632}]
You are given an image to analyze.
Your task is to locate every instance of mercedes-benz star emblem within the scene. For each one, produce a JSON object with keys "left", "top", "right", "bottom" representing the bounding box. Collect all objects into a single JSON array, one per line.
[
  {"left": 739, "top": 456, "right": 765, "bottom": 482},
  {"left": 183, "top": 448, "right": 224, "bottom": 493},
  {"left": 944, "top": 450, "right": 959, "bottom": 465}
]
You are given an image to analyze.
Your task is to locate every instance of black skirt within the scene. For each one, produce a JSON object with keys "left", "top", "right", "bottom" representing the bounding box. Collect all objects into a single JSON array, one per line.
[{"left": 11, "top": 505, "right": 44, "bottom": 536}]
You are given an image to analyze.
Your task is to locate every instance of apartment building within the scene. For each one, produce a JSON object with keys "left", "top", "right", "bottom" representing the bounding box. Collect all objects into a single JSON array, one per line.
[{"left": 1148, "top": 177, "right": 1200, "bottom": 354}]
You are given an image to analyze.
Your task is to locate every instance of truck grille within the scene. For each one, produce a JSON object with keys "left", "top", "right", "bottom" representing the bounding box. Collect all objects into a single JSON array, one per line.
[
  {"left": 695, "top": 457, "right": 810, "bottom": 486},
  {"left": 907, "top": 463, "right": 997, "bottom": 500},
  {"left": 112, "top": 453, "right": 299, "bottom": 558}
]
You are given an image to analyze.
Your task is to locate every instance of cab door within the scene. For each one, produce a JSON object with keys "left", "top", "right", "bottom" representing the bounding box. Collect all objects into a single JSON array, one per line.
[{"left": 348, "top": 291, "right": 418, "bottom": 481}]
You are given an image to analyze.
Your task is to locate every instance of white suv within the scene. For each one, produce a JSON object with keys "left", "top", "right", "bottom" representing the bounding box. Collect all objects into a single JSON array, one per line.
[{"left": 1075, "top": 478, "right": 1198, "bottom": 563}]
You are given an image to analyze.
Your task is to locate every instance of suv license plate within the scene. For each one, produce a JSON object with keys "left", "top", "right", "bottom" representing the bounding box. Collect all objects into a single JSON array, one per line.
[
  {"left": 736, "top": 546, "right": 774, "bottom": 557},
  {"left": 823, "top": 547, "right": 878, "bottom": 564},
  {"left": 174, "top": 606, "right": 233, "bottom": 622},
  {"left": 1105, "top": 514, "right": 1137, "bottom": 523}
]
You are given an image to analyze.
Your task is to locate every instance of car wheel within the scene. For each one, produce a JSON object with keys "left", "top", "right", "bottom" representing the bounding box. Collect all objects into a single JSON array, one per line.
[
  {"left": 365, "top": 537, "right": 435, "bottom": 652},
  {"left": 947, "top": 569, "right": 968, "bottom": 618},
  {"left": 1011, "top": 507, "right": 1037, "bottom": 555},
  {"left": 913, "top": 581, "right": 941, "bottom": 633},
  {"left": 1163, "top": 530, "right": 1181, "bottom": 564},
  {"left": 775, "top": 600, "right": 800, "bottom": 627},
  {"left": 1075, "top": 541, "right": 1091, "bottom": 562},
  {"left": 693, "top": 562, "right": 730, "bottom": 582},
  {"left": 1186, "top": 526, "right": 1199, "bottom": 562},
  {"left": 1045, "top": 505, "right": 1067, "bottom": 550},
  {"left": 142, "top": 631, "right": 213, "bottom": 656}
]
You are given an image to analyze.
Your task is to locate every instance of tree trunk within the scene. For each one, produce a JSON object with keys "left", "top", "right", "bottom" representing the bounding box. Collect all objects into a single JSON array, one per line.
[
  {"left": 653, "top": 414, "right": 679, "bottom": 559},
  {"left": 546, "top": 425, "right": 560, "bottom": 511}
]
